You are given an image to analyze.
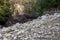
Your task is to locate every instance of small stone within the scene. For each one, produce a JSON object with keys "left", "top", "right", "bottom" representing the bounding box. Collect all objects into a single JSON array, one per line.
[
  {"left": 11, "top": 26, "right": 17, "bottom": 30},
  {"left": 41, "top": 15, "right": 47, "bottom": 20},
  {"left": 11, "top": 35, "right": 14, "bottom": 37},
  {"left": 56, "top": 23, "right": 60, "bottom": 26},
  {"left": 48, "top": 26, "right": 51, "bottom": 28},
  {"left": 2, "top": 27, "right": 10, "bottom": 32},
  {"left": 48, "top": 32, "right": 52, "bottom": 34},
  {"left": 0, "top": 34, "right": 2, "bottom": 38},
  {"left": 54, "top": 13, "right": 58, "bottom": 16},
  {"left": 3, "top": 37, "right": 8, "bottom": 40},
  {"left": 38, "top": 32, "right": 43, "bottom": 35},
  {"left": 37, "top": 16, "right": 41, "bottom": 19},
  {"left": 24, "top": 38, "right": 28, "bottom": 40},
  {"left": 17, "top": 30, "right": 24, "bottom": 35},
  {"left": 34, "top": 33, "right": 37, "bottom": 36},
  {"left": 15, "top": 23, "right": 20, "bottom": 27},
  {"left": 33, "top": 26, "right": 35, "bottom": 28},
  {"left": 4, "top": 33, "right": 11, "bottom": 37},
  {"left": 13, "top": 36, "right": 17, "bottom": 40},
  {"left": 15, "top": 30, "right": 19, "bottom": 32}
]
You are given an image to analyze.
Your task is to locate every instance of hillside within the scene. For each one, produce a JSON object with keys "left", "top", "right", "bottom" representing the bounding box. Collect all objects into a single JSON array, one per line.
[
  {"left": 0, "top": 0, "right": 60, "bottom": 40},
  {"left": 0, "top": 13, "right": 60, "bottom": 40}
]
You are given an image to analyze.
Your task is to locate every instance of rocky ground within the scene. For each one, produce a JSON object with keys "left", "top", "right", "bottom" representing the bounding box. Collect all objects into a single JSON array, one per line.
[{"left": 0, "top": 13, "right": 60, "bottom": 40}]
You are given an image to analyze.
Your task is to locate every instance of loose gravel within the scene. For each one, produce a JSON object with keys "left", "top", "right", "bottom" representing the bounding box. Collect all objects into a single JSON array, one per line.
[{"left": 0, "top": 13, "right": 60, "bottom": 40}]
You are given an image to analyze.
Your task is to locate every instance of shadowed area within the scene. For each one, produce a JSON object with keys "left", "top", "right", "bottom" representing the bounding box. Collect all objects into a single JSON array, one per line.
[{"left": 6, "top": 13, "right": 39, "bottom": 26}]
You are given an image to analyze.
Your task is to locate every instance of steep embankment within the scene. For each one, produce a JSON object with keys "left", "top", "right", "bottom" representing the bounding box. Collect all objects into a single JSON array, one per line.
[{"left": 0, "top": 13, "right": 60, "bottom": 40}]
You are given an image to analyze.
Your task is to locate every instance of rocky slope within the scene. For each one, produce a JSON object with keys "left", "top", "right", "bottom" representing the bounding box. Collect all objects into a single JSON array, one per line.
[{"left": 0, "top": 13, "right": 60, "bottom": 40}]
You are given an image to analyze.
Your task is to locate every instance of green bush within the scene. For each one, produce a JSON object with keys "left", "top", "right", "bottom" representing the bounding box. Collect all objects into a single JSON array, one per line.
[
  {"left": 24, "top": 0, "right": 60, "bottom": 16},
  {"left": 0, "top": 0, "right": 13, "bottom": 24}
]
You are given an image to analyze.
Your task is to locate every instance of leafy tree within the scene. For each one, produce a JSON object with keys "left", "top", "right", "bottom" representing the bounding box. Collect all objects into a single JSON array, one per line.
[{"left": 0, "top": 0, "right": 13, "bottom": 25}]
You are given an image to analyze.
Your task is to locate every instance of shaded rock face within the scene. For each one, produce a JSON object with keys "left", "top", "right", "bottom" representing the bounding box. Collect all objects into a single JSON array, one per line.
[
  {"left": 0, "top": 21, "right": 6, "bottom": 25},
  {"left": 7, "top": 13, "right": 39, "bottom": 26}
]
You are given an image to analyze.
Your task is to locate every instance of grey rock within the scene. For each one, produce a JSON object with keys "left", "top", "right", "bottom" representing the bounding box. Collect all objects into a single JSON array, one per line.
[
  {"left": 0, "top": 34, "right": 2, "bottom": 38},
  {"left": 0, "top": 13, "right": 60, "bottom": 40}
]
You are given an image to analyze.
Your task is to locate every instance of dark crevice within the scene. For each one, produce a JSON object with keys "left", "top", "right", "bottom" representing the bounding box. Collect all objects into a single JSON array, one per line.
[{"left": 4, "top": 14, "right": 39, "bottom": 27}]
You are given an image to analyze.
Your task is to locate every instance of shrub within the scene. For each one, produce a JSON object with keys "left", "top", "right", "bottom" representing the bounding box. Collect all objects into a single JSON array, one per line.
[
  {"left": 9, "top": 0, "right": 60, "bottom": 16},
  {"left": 24, "top": 0, "right": 60, "bottom": 16},
  {"left": 0, "top": 0, "right": 13, "bottom": 25}
]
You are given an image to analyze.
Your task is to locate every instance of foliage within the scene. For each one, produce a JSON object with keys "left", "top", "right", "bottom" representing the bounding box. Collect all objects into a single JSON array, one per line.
[
  {"left": 23, "top": 0, "right": 60, "bottom": 16},
  {"left": 0, "top": 0, "right": 13, "bottom": 25},
  {"left": 0, "top": 0, "right": 60, "bottom": 25}
]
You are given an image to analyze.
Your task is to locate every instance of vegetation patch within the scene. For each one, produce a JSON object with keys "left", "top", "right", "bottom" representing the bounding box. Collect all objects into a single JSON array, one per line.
[
  {"left": 0, "top": 0, "right": 13, "bottom": 25},
  {"left": 0, "top": 0, "right": 60, "bottom": 26}
]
